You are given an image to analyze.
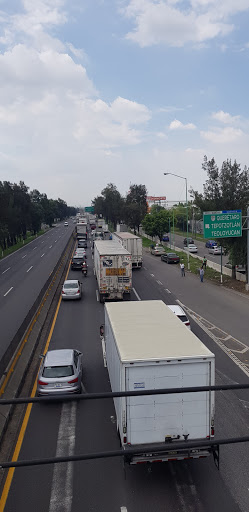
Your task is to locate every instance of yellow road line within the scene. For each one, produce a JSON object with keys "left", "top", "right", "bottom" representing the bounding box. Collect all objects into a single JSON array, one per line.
[{"left": 0, "top": 254, "right": 73, "bottom": 510}]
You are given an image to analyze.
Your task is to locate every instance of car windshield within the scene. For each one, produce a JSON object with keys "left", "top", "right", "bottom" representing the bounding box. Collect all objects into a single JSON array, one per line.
[
  {"left": 179, "top": 315, "right": 188, "bottom": 323},
  {"left": 64, "top": 282, "right": 78, "bottom": 289},
  {"left": 43, "top": 365, "right": 74, "bottom": 378},
  {"left": 73, "top": 257, "right": 83, "bottom": 262}
]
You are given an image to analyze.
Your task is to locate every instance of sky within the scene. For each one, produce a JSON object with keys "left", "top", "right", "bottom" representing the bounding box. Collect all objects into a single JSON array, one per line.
[{"left": 1, "top": 1, "right": 249, "bottom": 208}]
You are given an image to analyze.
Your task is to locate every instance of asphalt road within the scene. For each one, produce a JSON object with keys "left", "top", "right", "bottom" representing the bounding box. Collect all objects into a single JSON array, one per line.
[
  {"left": 0, "top": 222, "right": 74, "bottom": 362},
  {"left": 2, "top": 240, "right": 249, "bottom": 512}
]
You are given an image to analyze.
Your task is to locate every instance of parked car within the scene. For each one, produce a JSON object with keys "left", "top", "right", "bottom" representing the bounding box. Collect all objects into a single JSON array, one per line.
[
  {"left": 78, "top": 239, "right": 87, "bottom": 249},
  {"left": 64, "top": 221, "right": 68, "bottom": 226},
  {"left": 183, "top": 237, "right": 194, "bottom": 246},
  {"left": 150, "top": 246, "right": 165, "bottom": 256},
  {"left": 208, "top": 246, "right": 223, "bottom": 255},
  {"left": 161, "top": 252, "right": 180, "bottom": 264},
  {"left": 185, "top": 243, "right": 198, "bottom": 253},
  {"left": 205, "top": 240, "right": 217, "bottom": 248},
  {"left": 167, "top": 305, "right": 191, "bottom": 329},
  {"left": 37, "top": 349, "right": 82, "bottom": 396},
  {"left": 162, "top": 234, "right": 169, "bottom": 242},
  {"left": 62, "top": 280, "right": 82, "bottom": 300},
  {"left": 71, "top": 255, "right": 85, "bottom": 270}
]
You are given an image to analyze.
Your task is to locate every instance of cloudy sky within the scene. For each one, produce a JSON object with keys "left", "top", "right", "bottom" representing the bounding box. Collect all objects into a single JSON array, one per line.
[{"left": 1, "top": 0, "right": 249, "bottom": 207}]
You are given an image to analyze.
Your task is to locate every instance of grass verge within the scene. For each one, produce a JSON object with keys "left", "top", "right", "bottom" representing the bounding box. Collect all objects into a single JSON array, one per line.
[{"left": 0, "top": 230, "right": 46, "bottom": 259}]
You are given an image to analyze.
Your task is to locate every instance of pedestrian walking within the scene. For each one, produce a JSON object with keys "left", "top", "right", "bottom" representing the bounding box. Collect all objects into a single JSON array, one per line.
[
  {"left": 180, "top": 261, "right": 185, "bottom": 277},
  {"left": 200, "top": 266, "right": 204, "bottom": 282},
  {"left": 202, "top": 256, "right": 207, "bottom": 270}
]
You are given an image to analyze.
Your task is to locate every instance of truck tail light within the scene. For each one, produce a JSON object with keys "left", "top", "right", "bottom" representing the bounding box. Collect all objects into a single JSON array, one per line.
[
  {"left": 211, "top": 426, "right": 214, "bottom": 436},
  {"left": 123, "top": 436, "right": 127, "bottom": 443}
]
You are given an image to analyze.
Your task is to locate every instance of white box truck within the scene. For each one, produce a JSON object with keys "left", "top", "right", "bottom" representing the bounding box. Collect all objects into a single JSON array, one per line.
[
  {"left": 94, "top": 241, "right": 132, "bottom": 302},
  {"left": 104, "top": 300, "right": 215, "bottom": 465},
  {"left": 113, "top": 232, "right": 142, "bottom": 268},
  {"left": 76, "top": 222, "right": 87, "bottom": 240}
]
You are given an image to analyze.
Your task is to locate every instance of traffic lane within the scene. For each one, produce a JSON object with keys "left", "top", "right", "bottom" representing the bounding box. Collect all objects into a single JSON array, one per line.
[
  {"left": 0, "top": 224, "right": 73, "bottom": 294},
  {"left": 0, "top": 227, "right": 75, "bottom": 362},
  {"left": 168, "top": 232, "right": 229, "bottom": 265},
  {"left": 133, "top": 266, "right": 249, "bottom": 512},
  {"left": 141, "top": 251, "right": 249, "bottom": 346}
]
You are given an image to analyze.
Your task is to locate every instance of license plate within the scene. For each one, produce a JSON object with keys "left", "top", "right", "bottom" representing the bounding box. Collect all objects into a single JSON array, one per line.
[{"left": 55, "top": 383, "right": 62, "bottom": 388}]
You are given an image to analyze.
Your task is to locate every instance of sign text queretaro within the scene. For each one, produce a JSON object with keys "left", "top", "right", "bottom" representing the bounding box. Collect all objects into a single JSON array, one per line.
[{"left": 203, "top": 210, "right": 242, "bottom": 239}]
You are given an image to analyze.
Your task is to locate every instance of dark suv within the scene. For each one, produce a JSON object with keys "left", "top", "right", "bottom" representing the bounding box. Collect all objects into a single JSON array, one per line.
[
  {"left": 71, "top": 256, "right": 85, "bottom": 270},
  {"left": 183, "top": 237, "right": 194, "bottom": 246}
]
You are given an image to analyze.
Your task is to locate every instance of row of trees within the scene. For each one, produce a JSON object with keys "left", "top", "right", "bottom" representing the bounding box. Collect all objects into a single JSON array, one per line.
[
  {"left": 93, "top": 183, "right": 148, "bottom": 233},
  {"left": 0, "top": 181, "right": 76, "bottom": 251}
]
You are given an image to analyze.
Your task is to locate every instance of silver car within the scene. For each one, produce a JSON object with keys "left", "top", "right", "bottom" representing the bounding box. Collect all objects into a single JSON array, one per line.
[
  {"left": 62, "top": 280, "right": 82, "bottom": 300},
  {"left": 37, "top": 349, "right": 82, "bottom": 396}
]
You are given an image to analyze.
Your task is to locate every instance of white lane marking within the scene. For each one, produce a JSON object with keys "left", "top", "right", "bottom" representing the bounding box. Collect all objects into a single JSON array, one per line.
[
  {"left": 150, "top": 273, "right": 154, "bottom": 277},
  {"left": 96, "top": 289, "right": 99, "bottom": 302},
  {"left": 54, "top": 240, "right": 57, "bottom": 243},
  {"left": 120, "top": 508, "right": 128, "bottom": 512},
  {"left": 41, "top": 241, "right": 44, "bottom": 243},
  {"left": 165, "top": 288, "right": 171, "bottom": 294},
  {"left": 132, "top": 287, "right": 141, "bottom": 301},
  {"left": 2, "top": 267, "right": 10, "bottom": 274},
  {"left": 156, "top": 280, "right": 163, "bottom": 285},
  {"left": 4, "top": 287, "right": 13, "bottom": 297},
  {"left": 33, "top": 246, "right": 37, "bottom": 250},
  {"left": 41, "top": 253, "right": 45, "bottom": 258},
  {"left": 26, "top": 266, "right": 33, "bottom": 272},
  {"left": 22, "top": 254, "right": 27, "bottom": 259},
  {"left": 49, "top": 402, "right": 76, "bottom": 512},
  {"left": 49, "top": 245, "right": 52, "bottom": 249},
  {"left": 143, "top": 266, "right": 147, "bottom": 270}
]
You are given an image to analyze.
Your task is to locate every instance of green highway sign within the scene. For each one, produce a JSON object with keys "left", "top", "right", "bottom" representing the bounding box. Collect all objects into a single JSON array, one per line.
[
  {"left": 203, "top": 210, "right": 242, "bottom": 239},
  {"left": 85, "top": 206, "right": 94, "bottom": 213}
]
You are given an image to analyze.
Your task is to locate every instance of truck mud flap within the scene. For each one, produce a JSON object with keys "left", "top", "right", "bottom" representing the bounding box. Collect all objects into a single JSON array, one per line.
[{"left": 212, "top": 444, "right": 219, "bottom": 470}]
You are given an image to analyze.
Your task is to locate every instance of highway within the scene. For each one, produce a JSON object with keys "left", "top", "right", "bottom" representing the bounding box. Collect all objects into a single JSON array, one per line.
[
  {"left": 1, "top": 237, "right": 249, "bottom": 512},
  {"left": 0, "top": 222, "right": 74, "bottom": 363}
]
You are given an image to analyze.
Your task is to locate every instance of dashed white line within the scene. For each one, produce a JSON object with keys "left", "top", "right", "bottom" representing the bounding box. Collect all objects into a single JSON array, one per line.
[
  {"left": 150, "top": 273, "right": 154, "bottom": 277},
  {"left": 49, "top": 245, "right": 52, "bottom": 249},
  {"left": 120, "top": 508, "right": 128, "bottom": 512},
  {"left": 41, "top": 241, "right": 44, "bottom": 243},
  {"left": 2, "top": 267, "right": 10, "bottom": 274},
  {"left": 143, "top": 266, "right": 147, "bottom": 270},
  {"left": 132, "top": 287, "right": 141, "bottom": 301},
  {"left": 96, "top": 289, "right": 99, "bottom": 302},
  {"left": 22, "top": 254, "right": 27, "bottom": 259},
  {"left": 4, "top": 287, "right": 13, "bottom": 297},
  {"left": 33, "top": 246, "right": 37, "bottom": 250},
  {"left": 41, "top": 253, "right": 45, "bottom": 258},
  {"left": 165, "top": 288, "right": 171, "bottom": 294},
  {"left": 156, "top": 280, "right": 163, "bottom": 285},
  {"left": 27, "top": 266, "right": 33, "bottom": 272},
  {"left": 54, "top": 240, "right": 57, "bottom": 243}
]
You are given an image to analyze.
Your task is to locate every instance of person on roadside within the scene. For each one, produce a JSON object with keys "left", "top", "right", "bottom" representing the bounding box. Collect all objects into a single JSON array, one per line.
[
  {"left": 180, "top": 261, "right": 185, "bottom": 277},
  {"left": 202, "top": 256, "right": 207, "bottom": 270},
  {"left": 200, "top": 266, "right": 204, "bottom": 282}
]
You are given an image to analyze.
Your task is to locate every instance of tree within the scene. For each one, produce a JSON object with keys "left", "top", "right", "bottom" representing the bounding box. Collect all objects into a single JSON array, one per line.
[
  {"left": 191, "top": 156, "right": 249, "bottom": 278},
  {"left": 124, "top": 184, "right": 147, "bottom": 233},
  {"left": 142, "top": 208, "right": 170, "bottom": 241}
]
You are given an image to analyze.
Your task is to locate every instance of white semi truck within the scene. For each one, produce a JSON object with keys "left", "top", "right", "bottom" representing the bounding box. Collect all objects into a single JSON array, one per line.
[
  {"left": 103, "top": 300, "right": 215, "bottom": 465},
  {"left": 94, "top": 241, "right": 132, "bottom": 302},
  {"left": 113, "top": 232, "right": 142, "bottom": 268},
  {"left": 76, "top": 222, "right": 87, "bottom": 240}
]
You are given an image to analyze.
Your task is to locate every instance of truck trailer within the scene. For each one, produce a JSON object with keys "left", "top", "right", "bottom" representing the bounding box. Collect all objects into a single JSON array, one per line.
[
  {"left": 113, "top": 232, "right": 142, "bottom": 268},
  {"left": 94, "top": 241, "right": 132, "bottom": 302},
  {"left": 76, "top": 222, "right": 87, "bottom": 240},
  {"left": 104, "top": 300, "right": 215, "bottom": 464}
]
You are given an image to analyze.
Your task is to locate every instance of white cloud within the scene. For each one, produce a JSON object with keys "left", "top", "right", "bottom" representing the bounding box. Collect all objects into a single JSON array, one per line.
[
  {"left": 169, "top": 119, "right": 196, "bottom": 130},
  {"left": 211, "top": 110, "right": 240, "bottom": 124},
  {"left": 121, "top": 0, "right": 249, "bottom": 48},
  {"left": 201, "top": 126, "right": 244, "bottom": 143}
]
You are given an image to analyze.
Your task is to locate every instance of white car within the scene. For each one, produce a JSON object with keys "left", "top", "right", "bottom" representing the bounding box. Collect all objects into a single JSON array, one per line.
[
  {"left": 208, "top": 246, "right": 223, "bottom": 255},
  {"left": 64, "top": 221, "right": 68, "bottom": 226},
  {"left": 167, "top": 305, "right": 191, "bottom": 329},
  {"left": 62, "top": 280, "right": 82, "bottom": 300},
  {"left": 185, "top": 243, "right": 198, "bottom": 253},
  {"left": 151, "top": 246, "right": 165, "bottom": 256}
]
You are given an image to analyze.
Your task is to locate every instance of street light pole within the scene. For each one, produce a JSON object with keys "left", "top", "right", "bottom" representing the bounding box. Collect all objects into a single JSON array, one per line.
[{"left": 164, "top": 172, "right": 189, "bottom": 270}]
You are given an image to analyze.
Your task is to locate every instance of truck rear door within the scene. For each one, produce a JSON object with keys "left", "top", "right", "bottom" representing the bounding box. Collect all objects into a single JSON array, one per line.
[{"left": 125, "top": 361, "right": 211, "bottom": 445}]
